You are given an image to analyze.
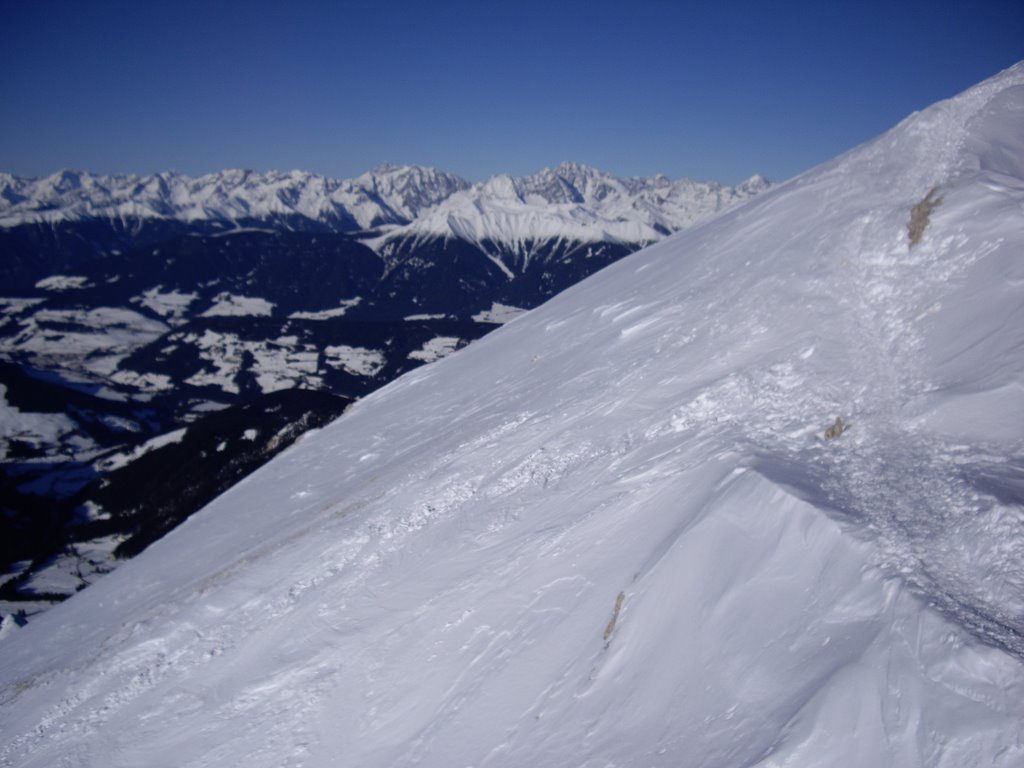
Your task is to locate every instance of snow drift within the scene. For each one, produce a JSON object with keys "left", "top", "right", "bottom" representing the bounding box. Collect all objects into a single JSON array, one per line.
[{"left": 2, "top": 64, "right": 1024, "bottom": 767}]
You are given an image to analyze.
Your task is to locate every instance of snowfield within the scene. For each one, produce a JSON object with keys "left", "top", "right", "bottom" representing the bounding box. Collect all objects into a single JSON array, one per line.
[
  {"left": 407, "top": 336, "right": 463, "bottom": 362},
  {"left": 0, "top": 384, "right": 82, "bottom": 460},
  {"left": 180, "top": 330, "right": 324, "bottom": 395},
  {"left": 199, "top": 292, "right": 276, "bottom": 318},
  {"left": 0, "top": 306, "right": 169, "bottom": 378},
  {"left": 1, "top": 64, "right": 1024, "bottom": 767}
]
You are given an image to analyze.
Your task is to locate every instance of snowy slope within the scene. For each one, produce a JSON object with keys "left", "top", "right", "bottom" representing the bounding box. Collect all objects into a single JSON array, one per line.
[{"left": 2, "top": 63, "right": 1024, "bottom": 767}]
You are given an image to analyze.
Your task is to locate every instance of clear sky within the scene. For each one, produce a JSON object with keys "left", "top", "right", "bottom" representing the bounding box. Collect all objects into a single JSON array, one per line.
[{"left": 2, "top": 0, "right": 1021, "bottom": 185}]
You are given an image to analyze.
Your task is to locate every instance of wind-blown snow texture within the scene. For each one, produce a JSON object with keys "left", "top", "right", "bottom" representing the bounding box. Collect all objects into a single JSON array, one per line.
[{"left": 2, "top": 64, "right": 1024, "bottom": 767}]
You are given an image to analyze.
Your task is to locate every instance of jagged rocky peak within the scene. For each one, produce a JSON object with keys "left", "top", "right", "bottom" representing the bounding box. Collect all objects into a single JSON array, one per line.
[
  {"left": 519, "top": 165, "right": 587, "bottom": 205},
  {"left": 357, "top": 163, "right": 471, "bottom": 220},
  {"left": 48, "top": 168, "right": 87, "bottom": 193},
  {"left": 130, "top": 172, "right": 174, "bottom": 199},
  {"left": 555, "top": 162, "right": 629, "bottom": 202}
]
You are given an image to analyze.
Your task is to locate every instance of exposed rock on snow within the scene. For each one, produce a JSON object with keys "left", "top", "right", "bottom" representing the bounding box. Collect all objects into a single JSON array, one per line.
[{"left": 908, "top": 187, "right": 944, "bottom": 246}]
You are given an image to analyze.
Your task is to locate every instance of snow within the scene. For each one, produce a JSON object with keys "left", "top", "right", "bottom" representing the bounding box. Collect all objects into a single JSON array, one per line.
[
  {"left": 188, "top": 401, "right": 231, "bottom": 414},
  {"left": 323, "top": 345, "right": 385, "bottom": 377},
  {"left": 0, "top": 298, "right": 43, "bottom": 333},
  {"left": 9, "top": 535, "right": 122, "bottom": 606},
  {"left": 0, "top": 298, "right": 44, "bottom": 314},
  {"left": 472, "top": 302, "right": 529, "bottom": 324},
  {"left": 0, "top": 383, "right": 80, "bottom": 459},
  {"left": 2, "top": 64, "right": 1024, "bottom": 768},
  {"left": 200, "top": 292, "right": 275, "bottom": 317},
  {"left": 131, "top": 286, "right": 199, "bottom": 323},
  {"left": 407, "top": 335, "right": 461, "bottom": 362},
  {"left": 185, "top": 368, "right": 238, "bottom": 394},
  {"left": 34, "top": 275, "right": 92, "bottom": 291},
  {"left": 183, "top": 330, "right": 322, "bottom": 394},
  {"left": 108, "top": 368, "right": 174, "bottom": 394},
  {"left": 288, "top": 298, "right": 362, "bottom": 320},
  {"left": 95, "top": 427, "right": 187, "bottom": 472},
  {"left": 0, "top": 307, "right": 168, "bottom": 378},
  {"left": 252, "top": 344, "right": 319, "bottom": 394}
]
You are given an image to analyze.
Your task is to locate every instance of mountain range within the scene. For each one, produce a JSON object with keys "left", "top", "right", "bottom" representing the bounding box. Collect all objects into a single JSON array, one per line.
[{"left": 0, "top": 162, "right": 767, "bottom": 244}]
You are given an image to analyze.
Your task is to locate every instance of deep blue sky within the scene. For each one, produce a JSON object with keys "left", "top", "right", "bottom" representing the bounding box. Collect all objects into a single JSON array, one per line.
[{"left": 2, "top": 0, "right": 1021, "bottom": 185}]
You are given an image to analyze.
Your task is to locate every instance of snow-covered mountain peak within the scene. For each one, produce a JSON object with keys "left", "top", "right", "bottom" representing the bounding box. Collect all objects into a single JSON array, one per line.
[
  {"left": 547, "top": 161, "right": 620, "bottom": 198},
  {"left": 477, "top": 172, "right": 527, "bottom": 202},
  {"left": 354, "top": 163, "right": 471, "bottom": 221},
  {"left": 1, "top": 63, "right": 1022, "bottom": 767},
  {"left": 46, "top": 168, "right": 87, "bottom": 193},
  {"left": 396, "top": 164, "right": 769, "bottom": 247}
]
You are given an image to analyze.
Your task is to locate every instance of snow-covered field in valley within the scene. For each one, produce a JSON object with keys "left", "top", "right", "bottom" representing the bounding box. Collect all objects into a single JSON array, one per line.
[{"left": 1, "top": 64, "right": 1023, "bottom": 767}]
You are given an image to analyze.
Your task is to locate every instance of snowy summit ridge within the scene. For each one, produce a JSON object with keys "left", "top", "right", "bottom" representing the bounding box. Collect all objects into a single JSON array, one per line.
[
  {"left": 2, "top": 63, "right": 1024, "bottom": 767},
  {"left": 0, "top": 163, "right": 767, "bottom": 246}
]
